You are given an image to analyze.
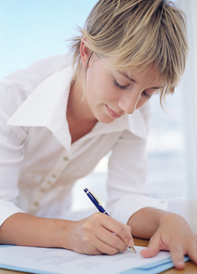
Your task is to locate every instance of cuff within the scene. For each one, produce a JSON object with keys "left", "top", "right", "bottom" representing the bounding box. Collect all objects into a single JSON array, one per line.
[
  {"left": 0, "top": 200, "right": 24, "bottom": 226},
  {"left": 107, "top": 195, "right": 168, "bottom": 224}
]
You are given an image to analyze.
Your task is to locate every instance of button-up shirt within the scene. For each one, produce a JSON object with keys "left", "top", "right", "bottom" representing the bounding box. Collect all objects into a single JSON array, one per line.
[{"left": 0, "top": 54, "right": 167, "bottom": 226}]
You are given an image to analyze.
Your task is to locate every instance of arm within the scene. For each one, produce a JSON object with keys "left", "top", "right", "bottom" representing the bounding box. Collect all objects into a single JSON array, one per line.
[
  {"left": 0, "top": 212, "right": 134, "bottom": 255},
  {"left": 0, "top": 213, "right": 68, "bottom": 247},
  {"left": 105, "top": 106, "right": 196, "bottom": 269},
  {"left": 128, "top": 207, "right": 197, "bottom": 269}
]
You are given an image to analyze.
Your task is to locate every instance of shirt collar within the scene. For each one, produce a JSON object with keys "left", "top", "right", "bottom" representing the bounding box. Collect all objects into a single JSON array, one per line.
[
  {"left": 7, "top": 65, "right": 147, "bottom": 152},
  {"left": 7, "top": 66, "right": 73, "bottom": 151}
]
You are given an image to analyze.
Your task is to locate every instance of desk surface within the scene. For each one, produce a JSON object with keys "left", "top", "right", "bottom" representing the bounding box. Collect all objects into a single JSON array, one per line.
[{"left": 0, "top": 238, "right": 196, "bottom": 274}]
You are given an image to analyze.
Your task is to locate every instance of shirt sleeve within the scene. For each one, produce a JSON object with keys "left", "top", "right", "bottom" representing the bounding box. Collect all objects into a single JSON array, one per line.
[
  {"left": 0, "top": 82, "right": 28, "bottom": 225},
  {"left": 106, "top": 103, "right": 167, "bottom": 224}
]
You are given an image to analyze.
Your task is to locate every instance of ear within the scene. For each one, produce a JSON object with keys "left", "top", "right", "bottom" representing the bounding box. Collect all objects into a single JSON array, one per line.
[{"left": 80, "top": 38, "right": 92, "bottom": 68}]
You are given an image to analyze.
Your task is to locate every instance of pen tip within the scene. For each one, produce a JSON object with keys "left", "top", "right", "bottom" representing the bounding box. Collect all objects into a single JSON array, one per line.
[{"left": 129, "top": 246, "right": 137, "bottom": 253}]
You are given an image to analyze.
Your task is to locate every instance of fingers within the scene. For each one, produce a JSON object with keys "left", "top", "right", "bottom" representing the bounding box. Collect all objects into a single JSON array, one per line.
[
  {"left": 141, "top": 235, "right": 186, "bottom": 270},
  {"left": 81, "top": 221, "right": 125, "bottom": 254},
  {"left": 82, "top": 232, "right": 120, "bottom": 255},
  {"left": 79, "top": 212, "right": 133, "bottom": 254},
  {"left": 140, "top": 226, "right": 197, "bottom": 270},
  {"left": 95, "top": 235, "right": 121, "bottom": 255},
  {"left": 180, "top": 234, "right": 197, "bottom": 266},
  {"left": 96, "top": 226, "right": 128, "bottom": 253},
  {"left": 188, "top": 240, "right": 197, "bottom": 265},
  {"left": 99, "top": 213, "right": 133, "bottom": 247},
  {"left": 140, "top": 247, "right": 160, "bottom": 258},
  {"left": 168, "top": 230, "right": 197, "bottom": 268},
  {"left": 169, "top": 244, "right": 185, "bottom": 270},
  {"left": 140, "top": 234, "right": 160, "bottom": 258},
  {"left": 141, "top": 232, "right": 186, "bottom": 270}
]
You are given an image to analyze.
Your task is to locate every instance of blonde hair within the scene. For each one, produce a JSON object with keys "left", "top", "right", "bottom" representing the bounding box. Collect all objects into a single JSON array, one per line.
[{"left": 69, "top": 0, "right": 188, "bottom": 104}]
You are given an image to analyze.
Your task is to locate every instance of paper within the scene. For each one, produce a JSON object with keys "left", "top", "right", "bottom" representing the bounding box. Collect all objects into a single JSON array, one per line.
[{"left": 0, "top": 245, "right": 188, "bottom": 274}]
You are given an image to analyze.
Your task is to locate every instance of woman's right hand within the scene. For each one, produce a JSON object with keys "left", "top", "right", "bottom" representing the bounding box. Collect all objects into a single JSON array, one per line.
[
  {"left": 0, "top": 212, "right": 133, "bottom": 255},
  {"left": 65, "top": 212, "right": 134, "bottom": 255}
]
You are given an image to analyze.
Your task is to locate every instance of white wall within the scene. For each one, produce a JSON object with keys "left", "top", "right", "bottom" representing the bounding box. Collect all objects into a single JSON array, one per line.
[{"left": 177, "top": 0, "right": 197, "bottom": 200}]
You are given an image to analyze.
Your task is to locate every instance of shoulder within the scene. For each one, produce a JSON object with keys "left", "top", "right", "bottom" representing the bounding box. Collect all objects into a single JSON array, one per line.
[
  {"left": 0, "top": 54, "right": 73, "bottom": 117},
  {"left": 1, "top": 54, "right": 73, "bottom": 92}
]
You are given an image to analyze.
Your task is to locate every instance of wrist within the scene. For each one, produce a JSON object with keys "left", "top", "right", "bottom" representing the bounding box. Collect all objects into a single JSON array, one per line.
[
  {"left": 159, "top": 211, "right": 187, "bottom": 228},
  {"left": 50, "top": 219, "right": 75, "bottom": 250},
  {"left": 127, "top": 207, "right": 166, "bottom": 238}
]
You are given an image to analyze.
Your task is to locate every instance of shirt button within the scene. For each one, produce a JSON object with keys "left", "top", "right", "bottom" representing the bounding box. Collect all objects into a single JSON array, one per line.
[
  {"left": 34, "top": 202, "right": 39, "bottom": 206},
  {"left": 63, "top": 156, "right": 69, "bottom": 161}
]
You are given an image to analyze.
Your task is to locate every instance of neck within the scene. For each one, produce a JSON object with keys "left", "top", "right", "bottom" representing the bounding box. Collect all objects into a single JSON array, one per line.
[{"left": 67, "top": 72, "right": 97, "bottom": 123}]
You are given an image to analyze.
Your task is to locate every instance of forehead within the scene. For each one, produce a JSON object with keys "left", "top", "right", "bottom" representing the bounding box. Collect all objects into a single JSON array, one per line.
[
  {"left": 120, "top": 63, "right": 164, "bottom": 86},
  {"left": 100, "top": 56, "right": 165, "bottom": 87},
  {"left": 129, "top": 63, "right": 160, "bottom": 80}
]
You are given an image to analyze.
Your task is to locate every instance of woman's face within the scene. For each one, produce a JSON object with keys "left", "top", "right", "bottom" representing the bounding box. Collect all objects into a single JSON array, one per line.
[{"left": 83, "top": 52, "right": 163, "bottom": 124}]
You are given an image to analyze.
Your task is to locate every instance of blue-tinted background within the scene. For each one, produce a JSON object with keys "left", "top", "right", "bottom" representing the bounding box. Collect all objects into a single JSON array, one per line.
[{"left": 0, "top": 0, "right": 98, "bottom": 78}]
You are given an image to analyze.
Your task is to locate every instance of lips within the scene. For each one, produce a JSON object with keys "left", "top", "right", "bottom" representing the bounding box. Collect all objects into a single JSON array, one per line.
[{"left": 106, "top": 105, "right": 122, "bottom": 118}]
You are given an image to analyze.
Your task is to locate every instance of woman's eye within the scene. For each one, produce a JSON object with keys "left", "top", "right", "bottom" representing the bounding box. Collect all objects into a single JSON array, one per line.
[
  {"left": 113, "top": 79, "right": 128, "bottom": 90},
  {"left": 113, "top": 78, "right": 153, "bottom": 99},
  {"left": 141, "top": 90, "right": 152, "bottom": 99}
]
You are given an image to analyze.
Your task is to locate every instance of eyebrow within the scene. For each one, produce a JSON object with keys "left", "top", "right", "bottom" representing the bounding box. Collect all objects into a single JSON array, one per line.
[
  {"left": 119, "top": 71, "right": 136, "bottom": 83},
  {"left": 118, "top": 71, "right": 162, "bottom": 90}
]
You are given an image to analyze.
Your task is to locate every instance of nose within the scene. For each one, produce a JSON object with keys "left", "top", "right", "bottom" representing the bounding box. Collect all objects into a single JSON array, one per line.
[{"left": 118, "top": 90, "right": 140, "bottom": 114}]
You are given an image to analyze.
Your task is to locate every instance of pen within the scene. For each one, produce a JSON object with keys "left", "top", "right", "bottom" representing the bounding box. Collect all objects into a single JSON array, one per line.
[{"left": 84, "top": 188, "right": 136, "bottom": 253}]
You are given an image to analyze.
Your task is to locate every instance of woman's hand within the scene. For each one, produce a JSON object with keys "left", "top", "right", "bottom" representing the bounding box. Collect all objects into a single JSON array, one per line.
[
  {"left": 140, "top": 213, "right": 197, "bottom": 269},
  {"left": 65, "top": 212, "right": 134, "bottom": 255},
  {"left": 0, "top": 212, "right": 133, "bottom": 255}
]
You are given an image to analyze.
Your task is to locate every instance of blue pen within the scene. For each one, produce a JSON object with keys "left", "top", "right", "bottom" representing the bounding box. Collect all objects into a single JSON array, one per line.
[
  {"left": 84, "top": 187, "right": 136, "bottom": 253},
  {"left": 84, "top": 188, "right": 109, "bottom": 215}
]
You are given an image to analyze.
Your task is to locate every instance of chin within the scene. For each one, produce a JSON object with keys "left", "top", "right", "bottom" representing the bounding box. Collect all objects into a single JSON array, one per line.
[
  {"left": 97, "top": 115, "right": 115, "bottom": 124},
  {"left": 93, "top": 106, "right": 116, "bottom": 124}
]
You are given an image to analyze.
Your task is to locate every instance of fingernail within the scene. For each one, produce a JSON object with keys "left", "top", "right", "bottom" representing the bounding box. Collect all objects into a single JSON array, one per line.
[
  {"left": 128, "top": 239, "right": 134, "bottom": 247},
  {"left": 176, "top": 261, "right": 184, "bottom": 267}
]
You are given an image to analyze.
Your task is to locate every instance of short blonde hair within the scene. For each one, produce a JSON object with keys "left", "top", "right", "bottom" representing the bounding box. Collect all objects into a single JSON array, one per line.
[{"left": 69, "top": 0, "right": 188, "bottom": 104}]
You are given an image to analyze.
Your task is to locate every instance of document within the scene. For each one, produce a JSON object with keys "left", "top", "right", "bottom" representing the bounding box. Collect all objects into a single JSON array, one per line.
[{"left": 0, "top": 245, "right": 189, "bottom": 274}]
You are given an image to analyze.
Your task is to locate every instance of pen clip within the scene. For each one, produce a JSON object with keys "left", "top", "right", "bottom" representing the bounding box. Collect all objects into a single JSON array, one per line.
[{"left": 87, "top": 190, "right": 102, "bottom": 206}]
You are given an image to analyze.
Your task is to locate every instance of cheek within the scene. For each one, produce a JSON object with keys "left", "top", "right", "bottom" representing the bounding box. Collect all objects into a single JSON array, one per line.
[
  {"left": 86, "top": 72, "right": 113, "bottom": 101},
  {"left": 86, "top": 66, "right": 103, "bottom": 92}
]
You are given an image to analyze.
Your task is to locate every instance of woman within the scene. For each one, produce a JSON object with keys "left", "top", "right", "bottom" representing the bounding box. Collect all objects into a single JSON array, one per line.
[{"left": 0, "top": 0, "right": 196, "bottom": 270}]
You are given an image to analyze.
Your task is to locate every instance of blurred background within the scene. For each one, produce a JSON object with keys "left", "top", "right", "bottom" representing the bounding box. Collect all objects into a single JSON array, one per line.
[{"left": 1, "top": 0, "right": 196, "bottom": 211}]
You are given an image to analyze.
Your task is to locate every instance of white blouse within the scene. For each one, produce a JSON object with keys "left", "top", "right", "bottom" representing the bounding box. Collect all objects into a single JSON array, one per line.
[{"left": 0, "top": 55, "right": 167, "bottom": 226}]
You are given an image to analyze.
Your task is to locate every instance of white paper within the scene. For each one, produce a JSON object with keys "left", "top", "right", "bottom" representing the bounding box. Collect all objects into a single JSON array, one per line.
[{"left": 0, "top": 245, "right": 171, "bottom": 274}]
